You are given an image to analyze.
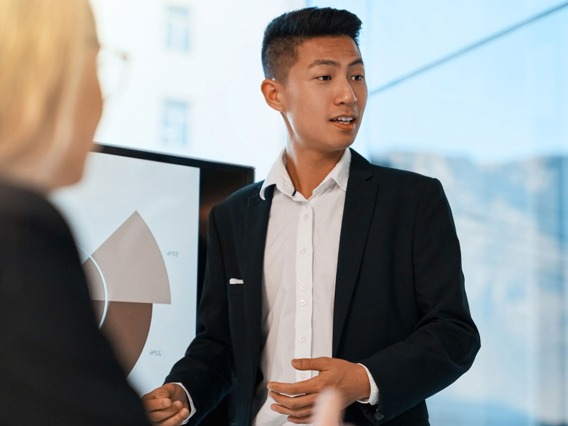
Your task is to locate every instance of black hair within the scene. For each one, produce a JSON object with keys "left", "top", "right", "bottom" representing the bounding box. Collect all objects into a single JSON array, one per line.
[{"left": 261, "top": 7, "right": 362, "bottom": 82}]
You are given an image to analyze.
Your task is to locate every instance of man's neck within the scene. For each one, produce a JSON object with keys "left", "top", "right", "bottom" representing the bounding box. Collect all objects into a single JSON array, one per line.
[{"left": 284, "top": 146, "right": 345, "bottom": 199}]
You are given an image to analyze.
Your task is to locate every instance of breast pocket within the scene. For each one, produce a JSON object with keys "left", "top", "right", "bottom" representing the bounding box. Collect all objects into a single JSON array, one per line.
[{"left": 227, "top": 278, "right": 244, "bottom": 297}]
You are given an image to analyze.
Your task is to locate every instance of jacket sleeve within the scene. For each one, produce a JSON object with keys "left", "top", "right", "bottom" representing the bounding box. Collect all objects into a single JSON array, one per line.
[{"left": 359, "top": 178, "right": 480, "bottom": 424}]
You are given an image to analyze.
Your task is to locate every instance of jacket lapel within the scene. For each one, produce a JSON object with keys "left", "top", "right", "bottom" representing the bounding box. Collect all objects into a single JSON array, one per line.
[
  {"left": 242, "top": 185, "right": 273, "bottom": 371},
  {"left": 333, "top": 150, "right": 381, "bottom": 356}
]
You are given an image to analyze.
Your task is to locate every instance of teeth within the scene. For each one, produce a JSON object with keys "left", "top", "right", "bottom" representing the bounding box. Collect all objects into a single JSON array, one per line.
[{"left": 335, "top": 117, "right": 353, "bottom": 123}]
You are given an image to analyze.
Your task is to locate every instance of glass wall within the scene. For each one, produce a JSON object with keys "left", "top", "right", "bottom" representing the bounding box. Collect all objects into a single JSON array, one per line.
[
  {"left": 91, "top": 1, "right": 567, "bottom": 424},
  {"left": 309, "top": 1, "right": 567, "bottom": 424}
]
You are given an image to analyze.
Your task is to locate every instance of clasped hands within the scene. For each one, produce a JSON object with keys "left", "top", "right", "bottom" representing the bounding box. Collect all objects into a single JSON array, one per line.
[
  {"left": 142, "top": 357, "right": 370, "bottom": 426},
  {"left": 269, "top": 357, "right": 370, "bottom": 424}
]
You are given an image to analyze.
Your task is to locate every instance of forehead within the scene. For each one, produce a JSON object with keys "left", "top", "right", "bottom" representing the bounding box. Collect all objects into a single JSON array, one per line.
[{"left": 294, "top": 36, "right": 362, "bottom": 67}]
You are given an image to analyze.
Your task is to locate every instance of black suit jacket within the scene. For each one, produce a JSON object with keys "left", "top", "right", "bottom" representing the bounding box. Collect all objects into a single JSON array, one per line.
[
  {"left": 0, "top": 182, "right": 151, "bottom": 425},
  {"left": 167, "top": 149, "right": 480, "bottom": 425}
]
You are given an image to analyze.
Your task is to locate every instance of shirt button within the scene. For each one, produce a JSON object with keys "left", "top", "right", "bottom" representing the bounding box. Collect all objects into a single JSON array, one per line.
[
  {"left": 300, "top": 373, "right": 307, "bottom": 380},
  {"left": 299, "top": 284, "right": 307, "bottom": 291},
  {"left": 299, "top": 336, "right": 306, "bottom": 343},
  {"left": 299, "top": 299, "right": 306, "bottom": 306},
  {"left": 299, "top": 248, "right": 306, "bottom": 254},
  {"left": 303, "top": 214, "right": 309, "bottom": 220}
]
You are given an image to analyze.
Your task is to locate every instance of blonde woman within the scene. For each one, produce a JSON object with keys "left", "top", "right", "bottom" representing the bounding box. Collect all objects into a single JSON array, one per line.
[{"left": 0, "top": 1, "right": 150, "bottom": 424}]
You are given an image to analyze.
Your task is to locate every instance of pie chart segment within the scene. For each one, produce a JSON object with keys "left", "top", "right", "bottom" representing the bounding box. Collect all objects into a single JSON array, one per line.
[
  {"left": 92, "top": 300, "right": 153, "bottom": 373},
  {"left": 86, "top": 210, "right": 171, "bottom": 304}
]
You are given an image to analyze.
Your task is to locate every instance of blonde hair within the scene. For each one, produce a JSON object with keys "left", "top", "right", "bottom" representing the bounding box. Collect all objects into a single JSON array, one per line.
[{"left": 0, "top": 0, "right": 96, "bottom": 183}]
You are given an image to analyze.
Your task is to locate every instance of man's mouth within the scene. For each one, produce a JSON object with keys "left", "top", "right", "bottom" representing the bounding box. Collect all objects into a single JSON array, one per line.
[
  {"left": 330, "top": 116, "right": 356, "bottom": 127},
  {"left": 332, "top": 116, "right": 354, "bottom": 123}
]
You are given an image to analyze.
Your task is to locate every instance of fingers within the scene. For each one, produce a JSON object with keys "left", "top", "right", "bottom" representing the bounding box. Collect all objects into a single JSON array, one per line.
[
  {"left": 144, "top": 401, "right": 188, "bottom": 425},
  {"left": 267, "top": 358, "right": 334, "bottom": 400},
  {"left": 142, "top": 385, "right": 190, "bottom": 426},
  {"left": 269, "top": 390, "right": 317, "bottom": 409},
  {"left": 154, "top": 405, "right": 190, "bottom": 426},
  {"left": 144, "top": 399, "right": 185, "bottom": 424},
  {"left": 291, "top": 356, "right": 332, "bottom": 372},
  {"left": 142, "top": 385, "right": 173, "bottom": 412},
  {"left": 142, "top": 393, "right": 175, "bottom": 413},
  {"left": 268, "top": 377, "right": 319, "bottom": 397},
  {"left": 269, "top": 391, "right": 317, "bottom": 424},
  {"left": 149, "top": 403, "right": 189, "bottom": 426},
  {"left": 268, "top": 357, "right": 334, "bottom": 396},
  {"left": 144, "top": 386, "right": 172, "bottom": 399}
]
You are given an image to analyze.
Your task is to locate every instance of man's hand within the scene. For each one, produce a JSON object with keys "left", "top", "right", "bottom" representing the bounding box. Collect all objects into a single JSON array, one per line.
[
  {"left": 268, "top": 357, "right": 370, "bottom": 424},
  {"left": 142, "top": 383, "right": 190, "bottom": 426}
]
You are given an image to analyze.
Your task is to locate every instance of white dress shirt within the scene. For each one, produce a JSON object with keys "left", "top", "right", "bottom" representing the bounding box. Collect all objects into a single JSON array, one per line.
[{"left": 253, "top": 149, "right": 377, "bottom": 426}]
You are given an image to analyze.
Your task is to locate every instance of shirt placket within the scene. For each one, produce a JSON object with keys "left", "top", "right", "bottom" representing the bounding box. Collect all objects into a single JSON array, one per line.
[{"left": 294, "top": 200, "right": 313, "bottom": 382}]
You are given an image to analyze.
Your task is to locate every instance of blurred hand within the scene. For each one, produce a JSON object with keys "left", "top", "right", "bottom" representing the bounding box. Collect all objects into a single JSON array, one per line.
[
  {"left": 312, "top": 388, "right": 345, "bottom": 426},
  {"left": 268, "top": 357, "right": 370, "bottom": 424},
  {"left": 142, "top": 383, "right": 190, "bottom": 426}
]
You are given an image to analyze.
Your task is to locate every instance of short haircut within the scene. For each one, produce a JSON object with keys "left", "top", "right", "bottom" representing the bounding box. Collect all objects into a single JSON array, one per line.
[
  {"left": 261, "top": 7, "right": 362, "bottom": 82},
  {"left": 0, "top": 0, "right": 96, "bottom": 180}
]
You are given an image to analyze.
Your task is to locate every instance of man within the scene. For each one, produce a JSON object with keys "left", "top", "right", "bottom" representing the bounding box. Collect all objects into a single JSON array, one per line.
[{"left": 143, "top": 7, "right": 480, "bottom": 425}]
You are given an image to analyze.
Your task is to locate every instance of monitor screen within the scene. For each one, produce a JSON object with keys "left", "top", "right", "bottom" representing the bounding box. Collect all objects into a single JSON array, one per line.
[{"left": 52, "top": 143, "right": 254, "bottom": 395}]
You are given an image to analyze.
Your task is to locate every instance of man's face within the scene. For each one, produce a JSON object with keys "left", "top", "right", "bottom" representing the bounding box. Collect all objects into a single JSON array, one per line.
[{"left": 278, "top": 35, "right": 367, "bottom": 155}]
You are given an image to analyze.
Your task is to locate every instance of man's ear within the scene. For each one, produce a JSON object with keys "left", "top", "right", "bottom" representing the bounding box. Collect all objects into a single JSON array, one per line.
[{"left": 261, "top": 78, "right": 285, "bottom": 112}]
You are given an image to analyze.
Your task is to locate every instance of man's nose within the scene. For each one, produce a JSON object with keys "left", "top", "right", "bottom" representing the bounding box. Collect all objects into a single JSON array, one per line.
[{"left": 335, "top": 77, "right": 358, "bottom": 105}]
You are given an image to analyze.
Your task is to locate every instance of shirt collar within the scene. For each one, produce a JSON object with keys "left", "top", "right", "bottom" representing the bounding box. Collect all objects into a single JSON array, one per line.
[{"left": 260, "top": 148, "right": 351, "bottom": 200}]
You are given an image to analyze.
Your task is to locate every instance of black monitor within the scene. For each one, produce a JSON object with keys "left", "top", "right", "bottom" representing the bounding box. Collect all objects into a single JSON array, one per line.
[{"left": 52, "top": 143, "right": 254, "bottom": 395}]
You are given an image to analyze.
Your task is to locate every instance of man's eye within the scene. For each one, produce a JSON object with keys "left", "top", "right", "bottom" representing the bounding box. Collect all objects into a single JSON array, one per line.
[
  {"left": 317, "top": 76, "right": 332, "bottom": 81},
  {"left": 352, "top": 74, "right": 365, "bottom": 81}
]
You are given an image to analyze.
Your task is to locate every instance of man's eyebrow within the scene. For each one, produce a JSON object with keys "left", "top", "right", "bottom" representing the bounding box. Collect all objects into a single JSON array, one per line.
[
  {"left": 307, "top": 58, "right": 364, "bottom": 68},
  {"left": 349, "top": 58, "right": 365, "bottom": 67}
]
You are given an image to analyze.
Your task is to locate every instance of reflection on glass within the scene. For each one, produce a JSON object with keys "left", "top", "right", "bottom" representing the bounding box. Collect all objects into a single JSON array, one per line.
[
  {"left": 166, "top": 5, "right": 191, "bottom": 52},
  {"left": 161, "top": 99, "right": 189, "bottom": 147}
]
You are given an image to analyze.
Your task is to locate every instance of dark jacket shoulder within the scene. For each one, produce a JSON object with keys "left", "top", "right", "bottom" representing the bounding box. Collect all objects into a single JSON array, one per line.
[
  {"left": 212, "top": 180, "right": 265, "bottom": 217},
  {"left": 0, "top": 180, "right": 70, "bottom": 237},
  {"left": 351, "top": 149, "right": 437, "bottom": 186}
]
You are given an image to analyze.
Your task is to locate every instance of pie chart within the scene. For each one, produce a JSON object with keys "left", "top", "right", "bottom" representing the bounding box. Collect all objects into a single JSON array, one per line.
[{"left": 82, "top": 210, "right": 170, "bottom": 374}]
